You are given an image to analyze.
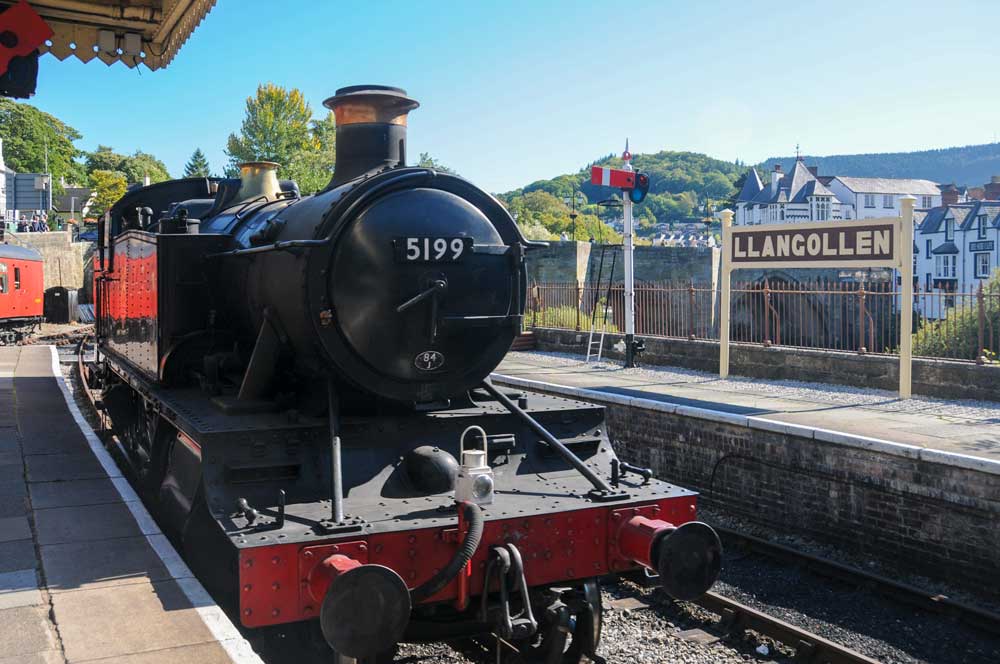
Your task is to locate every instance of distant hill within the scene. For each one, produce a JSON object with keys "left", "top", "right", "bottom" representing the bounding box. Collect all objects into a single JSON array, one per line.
[{"left": 762, "top": 142, "right": 1000, "bottom": 187}]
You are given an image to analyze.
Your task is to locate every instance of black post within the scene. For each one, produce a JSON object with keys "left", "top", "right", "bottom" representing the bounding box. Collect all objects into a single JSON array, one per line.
[{"left": 327, "top": 379, "right": 344, "bottom": 524}]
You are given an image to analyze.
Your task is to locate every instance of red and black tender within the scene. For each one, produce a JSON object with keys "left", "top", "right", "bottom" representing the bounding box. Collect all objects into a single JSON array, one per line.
[{"left": 85, "top": 85, "right": 721, "bottom": 663}]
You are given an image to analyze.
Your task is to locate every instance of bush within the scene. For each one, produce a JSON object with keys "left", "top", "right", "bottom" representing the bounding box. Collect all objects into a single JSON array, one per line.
[{"left": 912, "top": 271, "right": 1000, "bottom": 360}]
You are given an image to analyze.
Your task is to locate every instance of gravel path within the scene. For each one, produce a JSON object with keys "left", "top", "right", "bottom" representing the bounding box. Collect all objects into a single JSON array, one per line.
[{"left": 504, "top": 350, "right": 1000, "bottom": 423}]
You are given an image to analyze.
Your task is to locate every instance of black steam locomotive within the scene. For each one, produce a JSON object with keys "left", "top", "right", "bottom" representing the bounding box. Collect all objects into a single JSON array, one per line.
[{"left": 86, "top": 85, "right": 720, "bottom": 663}]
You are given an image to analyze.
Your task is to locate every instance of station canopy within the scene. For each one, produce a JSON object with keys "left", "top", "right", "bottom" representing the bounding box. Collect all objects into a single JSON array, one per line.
[{"left": 7, "top": 0, "right": 216, "bottom": 70}]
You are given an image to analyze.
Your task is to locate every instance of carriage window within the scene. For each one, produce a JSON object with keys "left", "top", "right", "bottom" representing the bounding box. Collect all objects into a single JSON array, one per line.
[
  {"left": 0, "top": 263, "right": 6, "bottom": 294},
  {"left": 14, "top": 267, "right": 20, "bottom": 290}
]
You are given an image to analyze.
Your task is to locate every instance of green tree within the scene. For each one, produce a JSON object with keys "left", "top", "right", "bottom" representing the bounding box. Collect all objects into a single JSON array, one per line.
[
  {"left": 0, "top": 99, "right": 86, "bottom": 193},
  {"left": 89, "top": 170, "right": 128, "bottom": 217},
  {"left": 283, "top": 111, "right": 337, "bottom": 194},
  {"left": 86, "top": 145, "right": 171, "bottom": 184},
  {"left": 184, "top": 148, "right": 211, "bottom": 178},
  {"left": 225, "top": 84, "right": 337, "bottom": 194},
  {"left": 417, "top": 152, "right": 455, "bottom": 174}
]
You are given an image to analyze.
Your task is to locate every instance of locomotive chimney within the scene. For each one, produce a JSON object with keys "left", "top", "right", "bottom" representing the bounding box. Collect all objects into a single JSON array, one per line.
[
  {"left": 323, "top": 85, "right": 420, "bottom": 185},
  {"left": 236, "top": 161, "right": 281, "bottom": 203}
]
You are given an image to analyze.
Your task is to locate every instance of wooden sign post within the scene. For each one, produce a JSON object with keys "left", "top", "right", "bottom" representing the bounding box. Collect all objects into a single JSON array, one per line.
[{"left": 720, "top": 196, "right": 915, "bottom": 397}]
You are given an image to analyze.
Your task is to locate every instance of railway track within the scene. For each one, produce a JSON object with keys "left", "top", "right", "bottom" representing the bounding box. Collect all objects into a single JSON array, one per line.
[
  {"left": 714, "top": 526, "right": 1000, "bottom": 640},
  {"left": 608, "top": 524, "right": 1000, "bottom": 664}
]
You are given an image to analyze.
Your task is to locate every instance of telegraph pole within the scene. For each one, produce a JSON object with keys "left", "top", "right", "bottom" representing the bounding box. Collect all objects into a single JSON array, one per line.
[{"left": 621, "top": 143, "right": 637, "bottom": 367}]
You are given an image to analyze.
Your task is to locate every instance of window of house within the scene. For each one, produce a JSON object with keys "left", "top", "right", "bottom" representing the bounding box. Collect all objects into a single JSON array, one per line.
[
  {"left": 815, "top": 197, "right": 830, "bottom": 219},
  {"left": 922, "top": 195, "right": 933, "bottom": 208},
  {"left": 13, "top": 267, "right": 20, "bottom": 290},
  {"left": 976, "top": 253, "right": 991, "bottom": 278},
  {"left": 979, "top": 215, "right": 989, "bottom": 239},
  {"left": 864, "top": 194, "right": 875, "bottom": 208},
  {"left": 926, "top": 273, "right": 932, "bottom": 290},
  {"left": 945, "top": 219, "right": 954, "bottom": 241},
  {"left": 935, "top": 254, "right": 957, "bottom": 278},
  {"left": 883, "top": 194, "right": 894, "bottom": 208},
  {"left": 926, "top": 239, "right": 932, "bottom": 255}
]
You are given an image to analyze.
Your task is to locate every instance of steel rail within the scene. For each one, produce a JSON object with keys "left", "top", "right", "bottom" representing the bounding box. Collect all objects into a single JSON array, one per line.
[
  {"left": 691, "top": 590, "right": 882, "bottom": 664},
  {"left": 715, "top": 525, "right": 1000, "bottom": 639}
]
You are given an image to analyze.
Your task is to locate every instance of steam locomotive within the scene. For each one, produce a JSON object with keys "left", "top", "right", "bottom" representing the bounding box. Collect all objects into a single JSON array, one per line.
[{"left": 85, "top": 85, "right": 721, "bottom": 663}]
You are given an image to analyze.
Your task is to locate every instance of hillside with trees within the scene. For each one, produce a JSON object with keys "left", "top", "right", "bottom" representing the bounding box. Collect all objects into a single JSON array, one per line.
[
  {"left": 500, "top": 151, "right": 743, "bottom": 240},
  {"left": 763, "top": 142, "right": 1000, "bottom": 187}
]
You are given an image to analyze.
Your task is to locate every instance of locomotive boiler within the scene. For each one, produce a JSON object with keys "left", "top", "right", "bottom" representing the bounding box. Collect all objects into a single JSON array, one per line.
[{"left": 87, "top": 85, "right": 721, "bottom": 663}]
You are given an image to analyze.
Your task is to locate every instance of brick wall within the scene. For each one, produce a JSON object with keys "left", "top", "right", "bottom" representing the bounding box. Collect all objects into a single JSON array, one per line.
[
  {"left": 532, "top": 327, "right": 1000, "bottom": 402},
  {"left": 494, "top": 376, "right": 1000, "bottom": 598}
]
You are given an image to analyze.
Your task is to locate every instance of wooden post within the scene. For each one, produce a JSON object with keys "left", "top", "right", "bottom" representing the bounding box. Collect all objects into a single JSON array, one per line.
[
  {"left": 719, "top": 210, "right": 733, "bottom": 378},
  {"left": 899, "top": 196, "right": 915, "bottom": 398}
]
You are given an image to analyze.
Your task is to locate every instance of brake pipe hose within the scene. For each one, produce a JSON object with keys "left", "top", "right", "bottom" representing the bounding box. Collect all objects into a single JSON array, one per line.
[{"left": 410, "top": 501, "right": 484, "bottom": 603}]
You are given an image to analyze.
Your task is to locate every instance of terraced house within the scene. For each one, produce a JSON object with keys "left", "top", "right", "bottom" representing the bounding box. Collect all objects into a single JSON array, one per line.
[{"left": 915, "top": 180, "right": 1000, "bottom": 318}]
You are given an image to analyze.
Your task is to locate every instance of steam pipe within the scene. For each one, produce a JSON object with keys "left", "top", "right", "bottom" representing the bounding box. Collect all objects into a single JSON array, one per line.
[
  {"left": 327, "top": 380, "right": 344, "bottom": 524},
  {"left": 480, "top": 379, "right": 614, "bottom": 494}
]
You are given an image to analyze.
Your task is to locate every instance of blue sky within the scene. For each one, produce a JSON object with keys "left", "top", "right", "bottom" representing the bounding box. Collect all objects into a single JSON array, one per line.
[{"left": 22, "top": 0, "right": 1000, "bottom": 192}]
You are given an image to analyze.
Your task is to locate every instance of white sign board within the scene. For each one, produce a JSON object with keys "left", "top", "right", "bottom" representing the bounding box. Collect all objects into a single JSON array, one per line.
[{"left": 719, "top": 198, "right": 915, "bottom": 397}]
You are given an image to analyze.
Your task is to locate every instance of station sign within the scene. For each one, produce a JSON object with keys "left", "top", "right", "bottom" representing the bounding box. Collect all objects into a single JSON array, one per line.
[
  {"left": 728, "top": 219, "right": 898, "bottom": 269},
  {"left": 720, "top": 204, "right": 915, "bottom": 398}
]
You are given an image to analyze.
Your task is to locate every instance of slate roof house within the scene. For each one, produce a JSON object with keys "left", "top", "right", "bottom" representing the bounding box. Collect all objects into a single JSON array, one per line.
[{"left": 735, "top": 159, "right": 844, "bottom": 225}]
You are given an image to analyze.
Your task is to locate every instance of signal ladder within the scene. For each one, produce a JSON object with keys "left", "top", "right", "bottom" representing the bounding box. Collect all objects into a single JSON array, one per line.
[{"left": 586, "top": 244, "right": 619, "bottom": 362}]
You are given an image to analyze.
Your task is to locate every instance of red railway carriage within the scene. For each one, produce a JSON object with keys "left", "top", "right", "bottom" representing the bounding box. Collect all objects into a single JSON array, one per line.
[{"left": 0, "top": 244, "right": 43, "bottom": 344}]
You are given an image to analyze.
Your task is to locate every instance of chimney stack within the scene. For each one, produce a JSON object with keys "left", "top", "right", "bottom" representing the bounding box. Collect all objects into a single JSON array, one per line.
[
  {"left": 323, "top": 85, "right": 420, "bottom": 186},
  {"left": 941, "top": 185, "right": 960, "bottom": 206},
  {"left": 770, "top": 164, "right": 783, "bottom": 196},
  {"left": 984, "top": 176, "right": 1000, "bottom": 201}
]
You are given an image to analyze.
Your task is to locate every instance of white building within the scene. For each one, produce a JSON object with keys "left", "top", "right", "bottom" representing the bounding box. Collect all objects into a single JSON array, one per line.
[
  {"left": 735, "top": 160, "right": 845, "bottom": 225},
  {"left": 828, "top": 176, "right": 941, "bottom": 218},
  {"left": 914, "top": 191, "right": 1000, "bottom": 318},
  {"left": 735, "top": 162, "right": 946, "bottom": 226}
]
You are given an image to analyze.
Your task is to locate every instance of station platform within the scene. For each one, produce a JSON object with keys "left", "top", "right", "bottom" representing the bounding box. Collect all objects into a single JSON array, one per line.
[
  {"left": 493, "top": 350, "right": 1000, "bottom": 594},
  {"left": 0, "top": 345, "right": 260, "bottom": 664},
  {"left": 497, "top": 350, "right": 1000, "bottom": 464}
]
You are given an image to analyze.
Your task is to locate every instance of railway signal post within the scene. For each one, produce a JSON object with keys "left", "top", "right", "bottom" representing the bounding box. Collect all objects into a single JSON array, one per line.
[{"left": 591, "top": 142, "right": 650, "bottom": 368}]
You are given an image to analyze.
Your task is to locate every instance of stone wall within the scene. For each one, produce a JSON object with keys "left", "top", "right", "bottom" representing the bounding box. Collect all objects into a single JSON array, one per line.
[
  {"left": 526, "top": 242, "right": 720, "bottom": 287},
  {"left": 532, "top": 327, "right": 1000, "bottom": 402},
  {"left": 492, "top": 375, "right": 1000, "bottom": 598},
  {"left": 6, "top": 231, "right": 91, "bottom": 291}
]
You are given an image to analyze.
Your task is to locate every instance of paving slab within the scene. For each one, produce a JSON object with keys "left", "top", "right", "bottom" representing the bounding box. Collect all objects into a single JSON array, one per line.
[
  {"left": 41, "top": 536, "right": 171, "bottom": 593},
  {"left": 0, "top": 516, "right": 32, "bottom": 543},
  {"left": 52, "top": 579, "right": 218, "bottom": 662},
  {"left": 0, "top": 464, "right": 24, "bottom": 483},
  {"left": 0, "top": 540, "right": 37, "bottom": 574},
  {"left": 0, "top": 651, "right": 65, "bottom": 664},
  {"left": 0, "top": 606, "right": 60, "bottom": 658},
  {"left": 33, "top": 502, "right": 146, "bottom": 546},
  {"left": 79, "top": 643, "right": 236, "bottom": 664},
  {"left": 29, "top": 479, "right": 123, "bottom": 510},
  {"left": 0, "top": 569, "right": 42, "bottom": 610},
  {"left": 24, "top": 453, "right": 107, "bottom": 483},
  {"left": 0, "top": 430, "right": 19, "bottom": 453},
  {"left": 0, "top": 647, "right": 62, "bottom": 664},
  {"left": 0, "top": 477, "right": 27, "bottom": 499},
  {"left": 0, "top": 493, "right": 28, "bottom": 518}
]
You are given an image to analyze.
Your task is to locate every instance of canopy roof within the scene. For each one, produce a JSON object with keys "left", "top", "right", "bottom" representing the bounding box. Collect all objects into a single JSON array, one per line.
[{"left": 3, "top": 0, "right": 215, "bottom": 70}]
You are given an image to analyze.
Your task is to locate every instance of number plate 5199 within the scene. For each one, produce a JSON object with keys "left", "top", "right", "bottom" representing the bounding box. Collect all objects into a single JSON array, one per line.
[{"left": 395, "top": 237, "right": 473, "bottom": 263}]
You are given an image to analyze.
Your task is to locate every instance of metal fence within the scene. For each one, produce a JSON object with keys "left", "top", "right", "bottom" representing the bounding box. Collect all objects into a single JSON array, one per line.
[{"left": 526, "top": 280, "right": 1000, "bottom": 364}]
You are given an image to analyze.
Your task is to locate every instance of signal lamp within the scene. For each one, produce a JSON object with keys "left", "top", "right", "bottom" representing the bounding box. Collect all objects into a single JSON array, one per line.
[{"left": 629, "top": 172, "right": 650, "bottom": 203}]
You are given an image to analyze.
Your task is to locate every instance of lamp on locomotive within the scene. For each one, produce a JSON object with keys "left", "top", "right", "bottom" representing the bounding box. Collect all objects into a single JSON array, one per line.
[{"left": 629, "top": 172, "right": 650, "bottom": 203}]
